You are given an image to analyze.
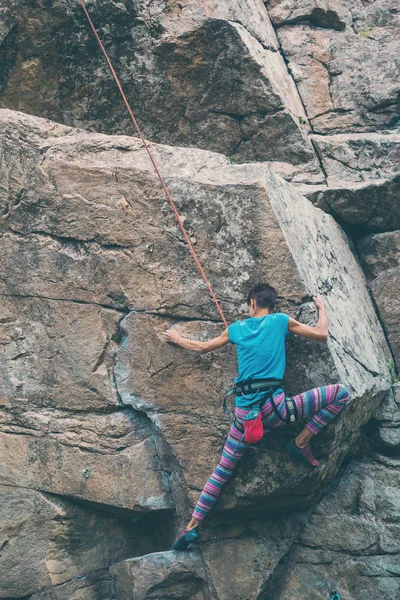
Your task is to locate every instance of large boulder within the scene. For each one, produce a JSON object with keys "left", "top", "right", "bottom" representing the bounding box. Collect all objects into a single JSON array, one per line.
[
  {"left": 269, "top": 454, "right": 400, "bottom": 600},
  {"left": 3, "top": 109, "right": 389, "bottom": 511},
  {"left": 268, "top": 1, "right": 400, "bottom": 133},
  {"left": 0, "top": 108, "right": 392, "bottom": 598},
  {"left": 356, "top": 230, "right": 400, "bottom": 372},
  {"left": 111, "top": 515, "right": 303, "bottom": 600},
  {"left": 0, "top": 484, "right": 165, "bottom": 599},
  {"left": 0, "top": 0, "right": 319, "bottom": 171}
]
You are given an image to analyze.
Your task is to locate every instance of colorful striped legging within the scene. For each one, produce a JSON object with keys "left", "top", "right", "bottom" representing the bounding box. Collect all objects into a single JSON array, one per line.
[{"left": 193, "top": 383, "right": 350, "bottom": 521}]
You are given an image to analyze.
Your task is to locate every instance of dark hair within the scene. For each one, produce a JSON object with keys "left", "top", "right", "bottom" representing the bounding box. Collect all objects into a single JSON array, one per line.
[{"left": 247, "top": 283, "right": 277, "bottom": 310}]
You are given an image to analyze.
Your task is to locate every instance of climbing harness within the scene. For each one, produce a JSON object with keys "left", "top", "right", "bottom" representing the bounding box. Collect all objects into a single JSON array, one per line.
[
  {"left": 230, "top": 378, "right": 283, "bottom": 397},
  {"left": 271, "top": 395, "right": 298, "bottom": 424},
  {"left": 223, "top": 378, "right": 283, "bottom": 413},
  {"left": 77, "top": 0, "right": 228, "bottom": 328},
  {"left": 224, "top": 378, "right": 297, "bottom": 424}
]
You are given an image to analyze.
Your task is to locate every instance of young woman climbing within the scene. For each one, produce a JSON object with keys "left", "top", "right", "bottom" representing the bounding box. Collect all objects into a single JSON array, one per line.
[{"left": 162, "top": 283, "right": 350, "bottom": 550}]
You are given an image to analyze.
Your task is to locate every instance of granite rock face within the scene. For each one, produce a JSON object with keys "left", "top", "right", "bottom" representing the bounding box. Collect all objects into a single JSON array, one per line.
[
  {"left": 0, "top": 109, "right": 393, "bottom": 598},
  {"left": 0, "top": 485, "right": 166, "bottom": 599},
  {"left": 357, "top": 230, "right": 400, "bottom": 281},
  {"left": 369, "top": 268, "right": 400, "bottom": 372},
  {"left": 111, "top": 516, "right": 304, "bottom": 600},
  {"left": 265, "top": 0, "right": 400, "bottom": 229},
  {"left": 1, "top": 0, "right": 398, "bottom": 228},
  {"left": 267, "top": 0, "right": 400, "bottom": 133},
  {"left": 268, "top": 453, "right": 400, "bottom": 600},
  {"left": 0, "top": 0, "right": 399, "bottom": 595},
  {"left": 373, "top": 383, "right": 400, "bottom": 451},
  {"left": 111, "top": 446, "right": 400, "bottom": 600},
  {"left": 357, "top": 229, "right": 400, "bottom": 372},
  {"left": 0, "top": 0, "right": 318, "bottom": 172},
  {"left": 299, "top": 133, "right": 400, "bottom": 231}
]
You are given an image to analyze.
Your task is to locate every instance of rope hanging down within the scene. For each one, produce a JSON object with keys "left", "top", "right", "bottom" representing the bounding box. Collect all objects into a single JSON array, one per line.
[{"left": 77, "top": 0, "right": 228, "bottom": 328}]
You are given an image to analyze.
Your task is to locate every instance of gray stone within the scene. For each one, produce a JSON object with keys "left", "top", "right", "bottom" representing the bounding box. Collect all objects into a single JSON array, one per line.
[
  {"left": 266, "top": 0, "right": 349, "bottom": 29},
  {"left": 0, "top": 429, "right": 173, "bottom": 511},
  {"left": 0, "top": 485, "right": 161, "bottom": 598},
  {"left": 300, "top": 177, "right": 400, "bottom": 232},
  {"left": 311, "top": 133, "right": 400, "bottom": 183},
  {"left": 270, "top": 457, "right": 400, "bottom": 600},
  {"left": 357, "top": 230, "right": 400, "bottom": 280},
  {"left": 111, "top": 515, "right": 302, "bottom": 600},
  {"left": 298, "top": 133, "right": 400, "bottom": 230},
  {"left": 0, "top": 108, "right": 394, "bottom": 600},
  {"left": 374, "top": 383, "right": 400, "bottom": 450},
  {"left": 29, "top": 570, "right": 114, "bottom": 600},
  {"left": 369, "top": 268, "right": 400, "bottom": 371},
  {"left": 274, "top": 5, "right": 400, "bottom": 133},
  {"left": 0, "top": 1, "right": 319, "bottom": 168},
  {"left": 0, "top": 110, "right": 391, "bottom": 520},
  {"left": 111, "top": 550, "right": 208, "bottom": 600}
]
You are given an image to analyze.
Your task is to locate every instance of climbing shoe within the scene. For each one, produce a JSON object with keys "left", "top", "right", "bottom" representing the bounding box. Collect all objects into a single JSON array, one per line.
[
  {"left": 286, "top": 439, "right": 319, "bottom": 469},
  {"left": 172, "top": 526, "right": 199, "bottom": 551}
]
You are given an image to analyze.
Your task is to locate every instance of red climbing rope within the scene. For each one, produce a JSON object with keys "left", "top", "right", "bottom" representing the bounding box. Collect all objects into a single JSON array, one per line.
[{"left": 77, "top": 0, "right": 228, "bottom": 328}]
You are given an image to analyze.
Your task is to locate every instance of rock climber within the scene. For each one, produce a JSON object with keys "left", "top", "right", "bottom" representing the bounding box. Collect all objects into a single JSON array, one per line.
[{"left": 162, "top": 283, "right": 350, "bottom": 550}]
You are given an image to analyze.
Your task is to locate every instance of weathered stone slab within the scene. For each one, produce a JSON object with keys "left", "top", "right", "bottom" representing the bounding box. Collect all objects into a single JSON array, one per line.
[
  {"left": 357, "top": 231, "right": 400, "bottom": 280},
  {"left": 275, "top": 4, "right": 400, "bottom": 133},
  {"left": 0, "top": 294, "right": 120, "bottom": 411},
  {"left": 357, "top": 230, "right": 400, "bottom": 281},
  {"left": 29, "top": 570, "right": 114, "bottom": 600},
  {"left": 0, "top": 485, "right": 160, "bottom": 598},
  {"left": 311, "top": 133, "right": 400, "bottom": 183},
  {"left": 199, "top": 518, "right": 302, "bottom": 600},
  {"left": 270, "top": 456, "right": 400, "bottom": 600},
  {"left": 0, "top": 2, "right": 319, "bottom": 167},
  {"left": 111, "top": 550, "right": 207, "bottom": 600},
  {"left": 355, "top": 231, "right": 400, "bottom": 372},
  {"left": 374, "top": 384, "right": 400, "bottom": 450},
  {"left": 111, "top": 515, "right": 302, "bottom": 600},
  {"left": 266, "top": 0, "right": 349, "bottom": 28},
  {"left": 300, "top": 178, "right": 400, "bottom": 232},
  {"left": 369, "top": 268, "right": 400, "bottom": 372},
  {"left": 0, "top": 429, "right": 173, "bottom": 511},
  {"left": 0, "top": 109, "right": 392, "bottom": 526},
  {"left": 299, "top": 133, "right": 400, "bottom": 229}
]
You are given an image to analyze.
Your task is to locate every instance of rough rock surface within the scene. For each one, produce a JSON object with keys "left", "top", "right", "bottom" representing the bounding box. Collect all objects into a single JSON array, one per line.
[
  {"left": 111, "top": 444, "right": 400, "bottom": 600},
  {"left": 0, "top": 484, "right": 167, "bottom": 599},
  {"left": 357, "top": 230, "right": 400, "bottom": 281},
  {"left": 268, "top": 453, "right": 400, "bottom": 600},
  {"left": 298, "top": 133, "right": 400, "bottom": 231},
  {"left": 0, "top": 0, "right": 399, "bottom": 596},
  {"left": 111, "top": 516, "right": 304, "bottom": 600},
  {"left": 1, "top": 0, "right": 398, "bottom": 233},
  {"left": 369, "top": 268, "right": 400, "bottom": 372},
  {"left": 0, "top": 0, "right": 318, "bottom": 171},
  {"left": 0, "top": 109, "right": 393, "bottom": 598},
  {"left": 373, "top": 383, "right": 400, "bottom": 451},
  {"left": 356, "top": 229, "right": 400, "bottom": 372},
  {"left": 268, "top": 0, "right": 400, "bottom": 133}
]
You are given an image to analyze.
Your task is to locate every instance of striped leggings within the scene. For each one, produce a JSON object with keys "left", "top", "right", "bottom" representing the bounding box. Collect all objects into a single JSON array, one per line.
[{"left": 193, "top": 383, "right": 350, "bottom": 522}]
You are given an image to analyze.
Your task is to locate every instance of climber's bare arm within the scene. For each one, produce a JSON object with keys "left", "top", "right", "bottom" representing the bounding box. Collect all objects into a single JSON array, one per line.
[
  {"left": 288, "top": 294, "right": 328, "bottom": 342},
  {"left": 162, "top": 328, "right": 229, "bottom": 354}
]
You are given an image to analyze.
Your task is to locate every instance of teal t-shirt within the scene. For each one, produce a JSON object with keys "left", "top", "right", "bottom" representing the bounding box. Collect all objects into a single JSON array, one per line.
[{"left": 228, "top": 312, "right": 290, "bottom": 408}]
